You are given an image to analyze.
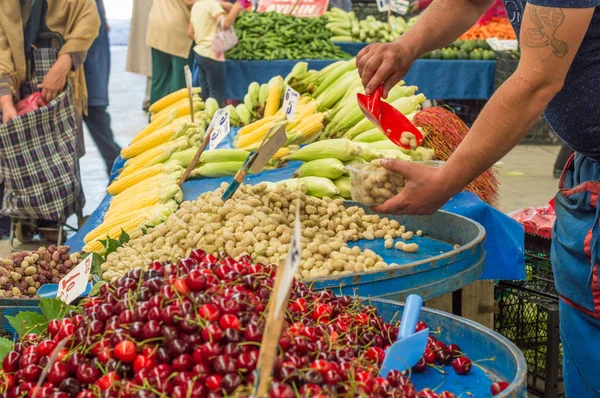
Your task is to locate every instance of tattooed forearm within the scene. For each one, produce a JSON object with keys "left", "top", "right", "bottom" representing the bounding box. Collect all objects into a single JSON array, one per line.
[{"left": 524, "top": 6, "right": 569, "bottom": 57}]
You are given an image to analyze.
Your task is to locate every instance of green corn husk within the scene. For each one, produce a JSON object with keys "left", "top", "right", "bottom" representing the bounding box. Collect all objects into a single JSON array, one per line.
[
  {"left": 204, "top": 98, "right": 219, "bottom": 120},
  {"left": 353, "top": 128, "right": 387, "bottom": 143},
  {"left": 248, "top": 82, "right": 260, "bottom": 108},
  {"left": 191, "top": 161, "right": 245, "bottom": 178},
  {"left": 344, "top": 118, "right": 376, "bottom": 140},
  {"left": 313, "top": 60, "right": 357, "bottom": 98},
  {"left": 333, "top": 176, "right": 351, "bottom": 199},
  {"left": 390, "top": 93, "right": 427, "bottom": 115},
  {"left": 258, "top": 83, "right": 269, "bottom": 108},
  {"left": 298, "top": 176, "right": 340, "bottom": 198},
  {"left": 243, "top": 94, "right": 255, "bottom": 117},
  {"left": 226, "top": 104, "right": 240, "bottom": 126},
  {"left": 284, "top": 62, "right": 308, "bottom": 92},
  {"left": 168, "top": 147, "right": 199, "bottom": 167},
  {"left": 368, "top": 141, "right": 424, "bottom": 160},
  {"left": 287, "top": 139, "right": 360, "bottom": 162},
  {"left": 276, "top": 179, "right": 308, "bottom": 193},
  {"left": 344, "top": 157, "right": 368, "bottom": 168},
  {"left": 200, "top": 149, "right": 250, "bottom": 164},
  {"left": 236, "top": 104, "right": 252, "bottom": 125},
  {"left": 354, "top": 142, "right": 380, "bottom": 161},
  {"left": 317, "top": 69, "right": 359, "bottom": 111},
  {"left": 292, "top": 158, "right": 346, "bottom": 179}
]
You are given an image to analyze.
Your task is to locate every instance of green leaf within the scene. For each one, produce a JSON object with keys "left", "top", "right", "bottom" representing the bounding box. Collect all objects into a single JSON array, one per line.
[
  {"left": 89, "top": 281, "right": 106, "bottom": 297},
  {"left": 105, "top": 238, "right": 121, "bottom": 256},
  {"left": 39, "top": 298, "right": 73, "bottom": 321},
  {"left": 90, "top": 253, "right": 103, "bottom": 278},
  {"left": 0, "top": 337, "right": 13, "bottom": 361},
  {"left": 6, "top": 312, "right": 46, "bottom": 338},
  {"left": 119, "top": 229, "right": 130, "bottom": 245}
]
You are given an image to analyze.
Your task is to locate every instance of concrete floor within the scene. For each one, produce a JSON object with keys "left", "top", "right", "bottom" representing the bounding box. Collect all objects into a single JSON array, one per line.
[{"left": 0, "top": 46, "right": 561, "bottom": 255}]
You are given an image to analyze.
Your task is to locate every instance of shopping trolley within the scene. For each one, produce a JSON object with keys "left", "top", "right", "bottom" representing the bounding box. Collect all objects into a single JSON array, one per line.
[{"left": 0, "top": 32, "right": 85, "bottom": 250}]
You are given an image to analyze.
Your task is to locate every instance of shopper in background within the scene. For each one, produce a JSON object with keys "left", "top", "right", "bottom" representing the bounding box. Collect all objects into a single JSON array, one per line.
[
  {"left": 188, "top": 0, "right": 245, "bottom": 107},
  {"left": 84, "top": 0, "right": 121, "bottom": 175},
  {"left": 357, "top": 0, "right": 600, "bottom": 395},
  {"left": 147, "top": 0, "right": 195, "bottom": 106},
  {"left": 126, "top": 0, "right": 154, "bottom": 111}
]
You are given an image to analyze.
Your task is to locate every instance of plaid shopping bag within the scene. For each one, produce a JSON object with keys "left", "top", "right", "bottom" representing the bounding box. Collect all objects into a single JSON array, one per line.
[{"left": 0, "top": 48, "right": 85, "bottom": 222}]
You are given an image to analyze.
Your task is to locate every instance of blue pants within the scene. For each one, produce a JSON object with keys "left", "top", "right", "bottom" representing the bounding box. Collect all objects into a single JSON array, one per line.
[
  {"left": 552, "top": 153, "right": 600, "bottom": 396},
  {"left": 194, "top": 53, "right": 225, "bottom": 107}
]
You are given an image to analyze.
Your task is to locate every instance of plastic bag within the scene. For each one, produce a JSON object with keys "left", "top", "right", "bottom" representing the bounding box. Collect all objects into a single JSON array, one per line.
[
  {"left": 15, "top": 92, "right": 47, "bottom": 116},
  {"left": 509, "top": 205, "right": 555, "bottom": 239}
]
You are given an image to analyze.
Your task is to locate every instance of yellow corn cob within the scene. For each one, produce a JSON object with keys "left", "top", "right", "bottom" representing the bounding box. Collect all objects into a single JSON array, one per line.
[
  {"left": 110, "top": 173, "right": 176, "bottom": 203},
  {"left": 237, "top": 116, "right": 282, "bottom": 136},
  {"left": 151, "top": 96, "right": 203, "bottom": 122},
  {"left": 286, "top": 100, "right": 319, "bottom": 132},
  {"left": 235, "top": 121, "right": 277, "bottom": 149},
  {"left": 105, "top": 196, "right": 161, "bottom": 220},
  {"left": 298, "top": 96, "right": 311, "bottom": 106},
  {"left": 271, "top": 147, "right": 291, "bottom": 160},
  {"left": 84, "top": 207, "right": 151, "bottom": 243},
  {"left": 121, "top": 125, "right": 178, "bottom": 159},
  {"left": 149, "top": 88, "right": 201, "bottom": 114},
  {"left": 296, "top": 113, "right": 325, "bottom": 143},
  {"left": 264, "top": 76, "right": 283, "bottom": 117},
  {"left": 83, "top": 240, "right": 105, "bottom": 254},
  {"left": 83, "top": 213, "right": 150, "bottom": 251},
  {"left": 120, "top": 139, "right": 188, "bottom": 177},
  {"left": 132, "top": 114, "right": 195, "bottom": 144},
  {"left": 107, "top": 163, "right": 168, "bottom": 195},
  {"left": 107, "top": 184, "right": 181, "bottom": 218}
]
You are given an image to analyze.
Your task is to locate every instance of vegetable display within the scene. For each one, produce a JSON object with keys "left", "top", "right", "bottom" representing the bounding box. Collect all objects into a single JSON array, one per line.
[
  {"left": 0, "top": 246, "right": 82, "bottom": 298},
  {"left": 325, "top": 9, "right": 408, "bottom": 43},
  {"left": 226, "top": 12, "right": 351, "bottom": 60},
  {"left": 421, "top": 40, "right": 496, "bottom": 60},
  {"left": 459, "top": 17, "right": 517, "bottom": 40},
  {"left": 0, "top": 254, "right": 509, "bottom": 397},
  {"left": 101, "top": 183, "right": 429, "bottom": 282}
]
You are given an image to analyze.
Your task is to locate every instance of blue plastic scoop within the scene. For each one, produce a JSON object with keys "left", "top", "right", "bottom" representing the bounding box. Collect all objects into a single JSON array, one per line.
[
  {"left": 379, "top": 294, "right": 429, "bottom": 377},
  {"left": 36, "top": 283, "right": 93, "bottom": 299}
]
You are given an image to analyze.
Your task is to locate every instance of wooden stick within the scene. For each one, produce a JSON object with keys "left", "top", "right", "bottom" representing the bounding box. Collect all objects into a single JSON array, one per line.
[
  {"left": 184, "top": 65, "right": 195, "bottom": 123},
  {"left": 288, "top": 0, "right": 302, "bottom": 16},
  {"left": 178, "top": 127, "right": 213, "bottom": 186}
]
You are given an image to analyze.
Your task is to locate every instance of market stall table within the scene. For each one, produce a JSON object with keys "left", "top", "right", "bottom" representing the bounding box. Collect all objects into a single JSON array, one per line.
[{"left": 218, "top": 59, "right": 496, "bottom": 101}]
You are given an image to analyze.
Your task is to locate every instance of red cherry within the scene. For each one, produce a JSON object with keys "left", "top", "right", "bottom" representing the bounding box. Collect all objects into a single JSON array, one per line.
[
  {"left": 2, "top": 351, "right": 20, "bottom": 372},
  {"left": 365, "top": 346, "right": 385, "bottom": 365},
  {"left": 452, "top": 357, "right": 472, "bottom": 375},
  {"left": 490, "top": 381, "right": 509, "bottom": 396},
  {"left": 219, "top": 314, "right": 241, "bottom": 330},
  {"left": 114, "top": 340, "right": 136, "bottom": 363},
  {"left": 173, "top": 279, "right": 189, "bottom": 294},
  {"left": 205, "top": 375, "right": 222, "bottom": 391},
  {"left": 415, "top": 321, "right": 428, "bottom": 332},
  {"left": 438, "top": 392, "right": 457, "bottom": 398},
  {"left": 198, "top": 304, "right": 220, "bottom": 322},
  {"left": 418, "top": 388, "right": 438, "bottom": 398},
  {"left": 36, "top": 340, "right": 57, "bottom": 357},
  {"left": 312, "top": 303, "right": 332, "bottom": 322},
  {"left": 47, "top": 362, "right": 69, "bottom": 386},
  {"left": 291, "top": 298, "right": 308, "bottom": 313},
  {"left": 95, "top": 372, "right": 120, "bottom": 391}
]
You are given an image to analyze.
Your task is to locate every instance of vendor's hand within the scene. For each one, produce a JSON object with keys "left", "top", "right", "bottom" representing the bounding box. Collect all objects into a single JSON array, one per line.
[
  {"left": 37, "top": 54, "right": 72, "bottom": 103},
  {"left": 0, "top": 95, "right": 17, "bottom": 124},
  {"left": 372, "top": 159, "right": 459, "bottom": 215},
  {"left": 356, "top": 40, "right": 416, "bottom": 98}
]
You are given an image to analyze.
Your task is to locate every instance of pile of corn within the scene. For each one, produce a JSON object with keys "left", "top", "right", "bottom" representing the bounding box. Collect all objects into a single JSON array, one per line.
[{"left": 100, "top": 183, "right": 428, "bottom": 282}]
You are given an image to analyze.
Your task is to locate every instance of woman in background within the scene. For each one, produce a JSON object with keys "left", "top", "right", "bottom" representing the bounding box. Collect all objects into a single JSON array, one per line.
[
  {"left": 146, "top": 0, "right": 195, "bottom": 106},
  {"left": 188, "top": 0, "right": 244, "bottom": 106},
  {"left": 126, "top": 0, "right": 153, "bottom": 111}
]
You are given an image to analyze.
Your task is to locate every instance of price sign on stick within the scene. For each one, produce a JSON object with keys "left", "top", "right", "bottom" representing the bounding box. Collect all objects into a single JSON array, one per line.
[
  {"left": 282, "top": 86, "right": 300, "bottom": 121},
  {"left": 184, "top": 65, "right": 195, "bottom": 123},
  {"left": 390, "top": 0, "right": 408, "bottom": 15},
  {"left": 377, "top": 0, "right": 389, "bottom": 12},
  {"left": 56, "top": 255, "right": 92, "bottom": 304},
  {"left": 209, "top": 109, "right": 231, "bottom": 150},
  {"left": 254, "top": 206, "right": 302, "bottom": 396}
]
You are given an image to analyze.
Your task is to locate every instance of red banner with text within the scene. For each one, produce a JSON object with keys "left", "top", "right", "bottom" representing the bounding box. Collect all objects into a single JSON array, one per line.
[{"left": 257, "top": 0, "right": 330, "bottom": 17}]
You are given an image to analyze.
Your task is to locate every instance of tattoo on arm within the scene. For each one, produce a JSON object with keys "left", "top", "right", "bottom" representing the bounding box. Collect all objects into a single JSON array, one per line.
[{"left": 524, "top": 6, "right": 569, "bottom": 57}]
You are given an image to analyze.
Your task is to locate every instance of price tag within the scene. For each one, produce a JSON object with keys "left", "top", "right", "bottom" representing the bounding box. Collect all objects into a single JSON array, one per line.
[
  {"left": 208, "top": 109, "right": 231, "bottom": 150},
  {"left": 390, "top": 0, "right": 408, "bottom": 15},
  {"left": 376, "top": 0, "right": 390, "bottom": 12},
  {"left": 273, "top": 206, "right": 302, "bottom": 318},
  {"left": 56, "top": 255, "right": 92, "bottom": 304},
  {"left": 485, "top": 38, "right": 504, "bottom": 51},
  {"left": 500, "top": 40, "right": 519, "bottom": 51},
  {"left": 282, "top": 86, "right": 300, "bottom": 121}
]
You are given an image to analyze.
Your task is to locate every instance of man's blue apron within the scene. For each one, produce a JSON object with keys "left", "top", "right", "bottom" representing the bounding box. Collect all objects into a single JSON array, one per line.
[{"left": 552, "top": 153, "right": 600, "bottom": 396}]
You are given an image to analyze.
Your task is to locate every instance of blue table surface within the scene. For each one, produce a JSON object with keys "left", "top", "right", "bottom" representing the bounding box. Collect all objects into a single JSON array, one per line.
[
  {"left": 67, "top": 147, "right": 524, "bottom": 281},
  {"left": 211, "top": 58, "right": 495, "bottom": 101}
]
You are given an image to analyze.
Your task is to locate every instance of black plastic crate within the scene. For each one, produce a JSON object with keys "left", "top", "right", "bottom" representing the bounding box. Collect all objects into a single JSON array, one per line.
[
  {"left": 495, "top": 281, "right": 564, "bottom": 397},
  {"left": 494, "top": 51, "right": 520, "bottom": 90},
  {"left": 437, "top": 100, "right": 487, "bottom": 127}
]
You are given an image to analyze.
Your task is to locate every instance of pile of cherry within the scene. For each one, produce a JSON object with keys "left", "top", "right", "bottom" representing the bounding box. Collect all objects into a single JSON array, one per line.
[{"left": 0, "top": 250, "right": 510, "bottom": 397}]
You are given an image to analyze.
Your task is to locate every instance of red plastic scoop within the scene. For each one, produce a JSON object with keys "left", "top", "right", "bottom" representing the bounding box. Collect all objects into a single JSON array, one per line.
[{"left": 357, "top": 86, "right": 424, "bottom": 149}]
